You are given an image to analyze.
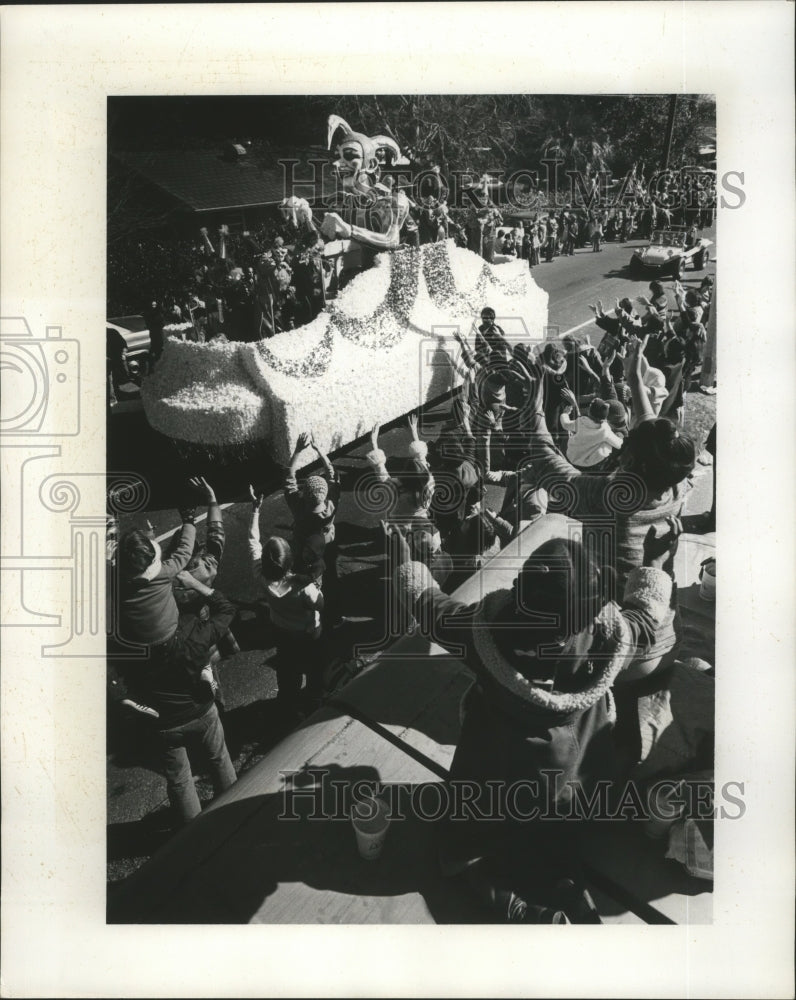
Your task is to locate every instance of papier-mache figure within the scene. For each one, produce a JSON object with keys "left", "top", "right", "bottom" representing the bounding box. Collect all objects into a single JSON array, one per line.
[{"left": 320, "top": 115, "right": 411, "bottom": 269}]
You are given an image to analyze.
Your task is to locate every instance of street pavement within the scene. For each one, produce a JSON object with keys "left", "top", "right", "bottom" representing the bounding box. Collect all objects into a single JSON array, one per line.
[{"left": 107, "top": 229, "right": 717, "bottom": 883}]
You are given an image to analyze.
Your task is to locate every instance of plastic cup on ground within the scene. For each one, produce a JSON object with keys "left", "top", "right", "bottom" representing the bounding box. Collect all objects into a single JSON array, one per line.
[
  {"left": 351, "top": 796, "right": 391, "bottom": 860},
  {"left": 698, "top": 558, "right": 716, "bottom": 602}
]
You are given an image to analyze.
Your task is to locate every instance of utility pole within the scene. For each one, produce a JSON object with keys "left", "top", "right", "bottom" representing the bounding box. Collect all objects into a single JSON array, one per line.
[{"left": 662, "top": 94, "right": 678, "bottom": 170}]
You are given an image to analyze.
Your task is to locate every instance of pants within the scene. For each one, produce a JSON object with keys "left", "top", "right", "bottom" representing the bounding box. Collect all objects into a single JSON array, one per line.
[
  {"left": 158, "top": 703, "right": 236, "bottom": 825},
  {"left": 563, "top": 237, "right": 576, "bottom": 256},
  {"left": 592, "top": 234, "right": 602, "bottom": 251},
  {"left": 529, "top": 247, "right": 540, "bottom": 267},
  {"left": 272, "top": 626, "right": 324, "bottom": 711}
]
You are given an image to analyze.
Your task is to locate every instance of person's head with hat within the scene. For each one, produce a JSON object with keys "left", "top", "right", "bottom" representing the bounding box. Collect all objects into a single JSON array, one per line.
[
  {"left": 587, "top": 397, "right": 609, "bottom": 426},
  {"left": 606, "top": 399, "right": 629, "bottom": 437},
  {"left": 302, "top": 475, "right": 329, "bottom": 513}
]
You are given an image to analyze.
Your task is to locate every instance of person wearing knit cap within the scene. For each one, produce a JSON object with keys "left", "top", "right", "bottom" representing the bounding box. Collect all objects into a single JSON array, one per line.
[
  {"left": 283, "top": 431, "right": 343, "bottom": 622},
  {"left": 303, "top": 475, "right": 329, "bottom": 507},
  {"left": 248, "top": 489, "right": 325, "bottom": 717},
  {"left": 606, "top": 398, "right": 629, "bottom": 437},
  {"left": 559, "top": 395, "right": 624, "bottom": 471},
  {"left": 366, "top": 415, "right": 442, "bottom": 553}
]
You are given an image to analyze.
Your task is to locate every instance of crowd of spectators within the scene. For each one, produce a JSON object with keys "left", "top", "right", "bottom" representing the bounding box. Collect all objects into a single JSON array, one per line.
[
  {"left": 109, "top": 264, "right": 715, "bottom": 922},
  {"left": 108, "top": 157, "right": 716, "bottom": 921}
]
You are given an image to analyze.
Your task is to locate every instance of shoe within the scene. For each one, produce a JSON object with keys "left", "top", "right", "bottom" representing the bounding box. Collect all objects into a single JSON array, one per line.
[
  {"left": 551, "top": 878, "right": 602, "bottom": 924},
  {"left": 501, "top": 892, "right": 569, "bottom": 924},
  {"left": 522, "top": 903, "right": 570, "bottom": 924}
]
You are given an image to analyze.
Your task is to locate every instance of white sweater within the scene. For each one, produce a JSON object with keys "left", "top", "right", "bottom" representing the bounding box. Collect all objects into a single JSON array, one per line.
[{"left": 560, "top": 414, "right": 623, "bottom": 468}]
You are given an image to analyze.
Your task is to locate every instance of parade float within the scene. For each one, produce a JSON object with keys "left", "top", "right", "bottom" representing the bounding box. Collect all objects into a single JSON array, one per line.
[{"left": 141, "top": 116, "right": 549, "bottom": 466}]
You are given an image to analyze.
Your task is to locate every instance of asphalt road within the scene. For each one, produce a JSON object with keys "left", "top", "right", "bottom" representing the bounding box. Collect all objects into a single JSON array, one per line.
[{"left": 107, "top": 228, "right": 717, "bottom": 883}]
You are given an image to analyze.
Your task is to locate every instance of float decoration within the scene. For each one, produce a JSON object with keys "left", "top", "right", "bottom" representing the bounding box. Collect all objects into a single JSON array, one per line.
[{"left": 141, "top": 116, "right": 549, "bottom": 466}]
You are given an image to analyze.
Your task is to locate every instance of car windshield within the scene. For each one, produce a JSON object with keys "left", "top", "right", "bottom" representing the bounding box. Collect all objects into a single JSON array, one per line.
[{"left": 650, "top": 231, "right": 665, "bottom": 245}]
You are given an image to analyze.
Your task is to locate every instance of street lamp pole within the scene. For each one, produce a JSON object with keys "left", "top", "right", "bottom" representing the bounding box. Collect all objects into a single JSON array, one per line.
[{"left": 662, "top": 94, "right": 678, "bottom": 170}]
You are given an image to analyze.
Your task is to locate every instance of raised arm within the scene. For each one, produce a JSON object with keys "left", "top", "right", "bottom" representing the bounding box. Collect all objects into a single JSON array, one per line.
[
  {"left": 247, "top": 485, "right": 264, "bottom": 574},
  {"left": 309, "top": 432, "right": 335, "bottom": 480},
  {"left": 366, "top": 421, "right": 389, "bottom": 482},
  {"left": 159, "top": 512, "right": 197, "bottom": 579},
  {"left": 453, "top": 329, "right": 477, "bottom": 373},
  {"left": 285, "top": 431, "right": 312, "bottom": 511},
  {"left": 407, "top": 412, "right": 430, "bottom": 470},
  {"left": 624, "top": 336, "right": 655, "bottom": 424},
  {"left": 190, "top": 475, "right": 224, "bottom": 561},
  {"left": 287, "top": 431, "right": 312, "bottom": 478}
]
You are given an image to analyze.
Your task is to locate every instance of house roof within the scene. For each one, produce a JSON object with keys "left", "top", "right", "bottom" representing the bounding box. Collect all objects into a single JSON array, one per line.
[{"left": 113, "top": 148, "right": 334, "bottom": 212}]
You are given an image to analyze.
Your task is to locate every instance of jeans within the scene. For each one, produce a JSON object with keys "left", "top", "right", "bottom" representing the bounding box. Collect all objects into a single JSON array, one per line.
[{"left": 158, "top": 703, "right": 237, "bottom": 825}]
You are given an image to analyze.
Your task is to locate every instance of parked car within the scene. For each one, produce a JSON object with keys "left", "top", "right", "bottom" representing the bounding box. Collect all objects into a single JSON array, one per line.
[
  {"left": 629, "top": 227, "right": 712, "bottom": 279},
  {"left": 106, "top": 315, "right": 151, "bottom": 375}
]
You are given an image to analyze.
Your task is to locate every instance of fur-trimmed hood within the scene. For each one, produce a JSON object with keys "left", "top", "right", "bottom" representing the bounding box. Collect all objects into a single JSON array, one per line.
[
  {"left": 396, "top": 558, "right": 672, "bottom": 724},
  {"left": 471, "top": 588, "right": 629, "bottom": 722}
]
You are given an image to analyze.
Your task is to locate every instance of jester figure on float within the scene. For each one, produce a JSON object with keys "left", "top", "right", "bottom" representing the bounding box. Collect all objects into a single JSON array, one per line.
[{"left": 318, "top": 115, "right": 412, "bottom": 282}]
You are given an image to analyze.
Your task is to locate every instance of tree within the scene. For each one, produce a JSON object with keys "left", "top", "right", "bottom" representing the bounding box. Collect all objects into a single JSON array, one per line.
[{"left": 327, "top": 94, "right": 544, "bottom": 177}]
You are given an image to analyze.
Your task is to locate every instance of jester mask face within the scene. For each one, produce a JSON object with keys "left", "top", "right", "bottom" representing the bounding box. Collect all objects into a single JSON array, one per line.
[
  {"left": 328, "top": 115, "right": 402, "bottom": 199},
  {"left": 333, "top": 137, "right": 374, "bottom": 194}
]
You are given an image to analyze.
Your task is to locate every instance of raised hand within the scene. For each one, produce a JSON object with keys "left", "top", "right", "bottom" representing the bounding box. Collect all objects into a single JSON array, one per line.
[
  {"left": 407, "top": 412, "right": 419, "bottom": 438},
  {"left": 121, "top": 698, "right": 160, "bottom": 719},
  {"left": 370, "top": 421, "right": 381, "bottom": 447},
  {"left": 643, "top": 516, "right": 683, "bottom": 574},
  {"left": 189, "top": 475, "right": 216, "bottom": 504},
  {"left": 200, "top": 665, "right": 219, "bottom": 695},
  {"left": 248, "top": 484, "right": 264, "bottom": 509},
  {"left": 602, "top": 349, "right": 617, "bottom": 374},
  {"left": 624, "top": 335, "right": 648, "bottom": 377},
  {"left": 296, "top": 431, "right": 312, "bottom": 452}
]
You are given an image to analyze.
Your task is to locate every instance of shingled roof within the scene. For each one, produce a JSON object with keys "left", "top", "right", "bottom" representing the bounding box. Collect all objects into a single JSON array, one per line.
[{"left": 112, "top": 148, "right": 333, "bottom": 212}]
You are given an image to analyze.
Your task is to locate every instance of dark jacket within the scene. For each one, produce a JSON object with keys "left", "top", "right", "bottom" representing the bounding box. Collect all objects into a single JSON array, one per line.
[
  {"left": 119, "top": 523, "right": 196, "bottom": 645},
  {"left": 284, "top": 470, "right": 341, "bottom": 545},
  {"left": 396, "top": 559, "right": 674, "bottom": 873},
  {"left": 172, "top": 511, "right": 224, "bottom": 610},
  {"left": 121, "top": 590, "right": 237, "bottom": 729}
]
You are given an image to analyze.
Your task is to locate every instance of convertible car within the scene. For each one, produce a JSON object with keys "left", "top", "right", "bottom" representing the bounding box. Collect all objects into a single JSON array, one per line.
[{"left": 629, "top": 227, "right": 712, "bottom": 278}]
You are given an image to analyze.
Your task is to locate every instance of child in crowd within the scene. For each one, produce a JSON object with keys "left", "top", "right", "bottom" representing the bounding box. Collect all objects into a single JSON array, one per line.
[
  {"left": 560, "top": 397, "right": 624, "bottom": 471},
  {"left": 284, "top": 431, "right": 342, "bottom": 622},
  {"left": 248, "top": 488, "right": 324, "bottom": 716}
]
